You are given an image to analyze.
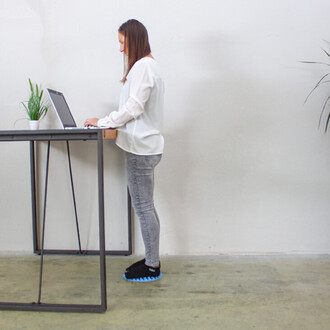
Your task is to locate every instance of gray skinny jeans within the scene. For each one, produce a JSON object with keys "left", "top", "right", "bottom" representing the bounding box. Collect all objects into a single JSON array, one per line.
[{"left": 126, "top": 152, "right": 162, "bottom": 267}]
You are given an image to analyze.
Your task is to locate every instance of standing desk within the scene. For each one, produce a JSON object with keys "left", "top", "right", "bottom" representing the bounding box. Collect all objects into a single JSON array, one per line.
[{"left": 0, "top": 129, "right": 132, "bottom": 313}]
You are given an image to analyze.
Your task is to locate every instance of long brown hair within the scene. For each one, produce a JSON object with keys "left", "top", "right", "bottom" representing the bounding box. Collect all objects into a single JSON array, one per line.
[{"left": 119, "top": 19, "right": 151, "bottom": 83}]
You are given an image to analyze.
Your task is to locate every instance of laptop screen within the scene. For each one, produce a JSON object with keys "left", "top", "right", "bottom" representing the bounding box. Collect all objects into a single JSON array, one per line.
[{"left": 47, "top": 89, "right": 77, "bottom": 128}]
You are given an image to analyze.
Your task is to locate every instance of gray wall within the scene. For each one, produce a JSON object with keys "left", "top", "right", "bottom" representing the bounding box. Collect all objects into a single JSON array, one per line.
[{"left": 0, "top": 0, "right": 329, "bottom": 254}]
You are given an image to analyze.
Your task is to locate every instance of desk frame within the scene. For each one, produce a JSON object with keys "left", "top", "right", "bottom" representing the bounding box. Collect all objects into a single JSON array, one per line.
[{"left": 0, "top": 129, "right": 131, "bottom": 313}]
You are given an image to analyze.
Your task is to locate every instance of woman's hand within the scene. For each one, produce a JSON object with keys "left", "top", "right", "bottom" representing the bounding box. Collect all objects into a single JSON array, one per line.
[{"left": 84, "top": 118, "right": 99, "bottom": 127}]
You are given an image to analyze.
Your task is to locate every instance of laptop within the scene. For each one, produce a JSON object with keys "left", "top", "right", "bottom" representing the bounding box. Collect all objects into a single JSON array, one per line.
[{"left": 46, "top": 88, "right": 99, "bottom": 129}]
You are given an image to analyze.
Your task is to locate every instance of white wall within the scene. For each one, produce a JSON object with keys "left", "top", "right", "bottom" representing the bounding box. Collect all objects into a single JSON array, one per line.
[{"left": 0, "top": 0, "right": 329, "bottom": 254}]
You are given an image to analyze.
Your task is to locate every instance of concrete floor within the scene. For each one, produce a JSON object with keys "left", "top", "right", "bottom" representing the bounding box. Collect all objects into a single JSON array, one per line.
[{"left": 0, "top": 255, "right": 329, "bottom": 329}]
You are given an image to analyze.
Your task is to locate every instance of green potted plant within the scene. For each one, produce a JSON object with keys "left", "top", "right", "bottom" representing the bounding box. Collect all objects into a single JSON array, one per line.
[
  {"left": 302, "top": 43, "right": 330, "bottom": 132},
  {"left": 22, "top": 79, "right": 49, "bottom": 130}
]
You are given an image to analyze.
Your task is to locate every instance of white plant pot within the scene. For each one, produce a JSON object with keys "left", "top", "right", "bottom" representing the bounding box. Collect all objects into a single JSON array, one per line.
[{"left": 29, "top": 120, "right": 40, "bottom": 130}]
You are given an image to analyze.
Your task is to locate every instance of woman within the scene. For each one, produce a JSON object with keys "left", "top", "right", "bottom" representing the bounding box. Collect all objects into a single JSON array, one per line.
[{"left": 85, "top": 19, "right": 164, "bottom": 282}]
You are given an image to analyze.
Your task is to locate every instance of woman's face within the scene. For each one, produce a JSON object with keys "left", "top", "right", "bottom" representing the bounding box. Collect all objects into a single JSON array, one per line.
[{"left": 118, "top": 32, "right": 127, "bottom": 55}]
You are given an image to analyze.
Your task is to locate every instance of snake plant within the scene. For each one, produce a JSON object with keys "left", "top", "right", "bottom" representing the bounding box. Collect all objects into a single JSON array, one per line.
[{"left": 22, "top": 79, "right": 49, "bottom": 120}]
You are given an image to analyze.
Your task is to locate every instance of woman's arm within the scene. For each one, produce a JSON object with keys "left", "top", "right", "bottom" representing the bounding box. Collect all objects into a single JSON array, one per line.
[{"left": 89, "top": 61, "right": 154, "bottom": 128}]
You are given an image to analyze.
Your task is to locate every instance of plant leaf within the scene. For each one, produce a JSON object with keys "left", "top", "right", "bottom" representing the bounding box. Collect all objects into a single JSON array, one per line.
[
  {"left": 321, "top": 96, "right": 330, "bottom": 132},
  {"left": 28, "top": 78, "right": 33, "bottom": 93},
  {"left": 322, "top": 48, "right": 330, "bottom": 58},
  {"left": 304, "top": 72, "right": 330, "bottom": 104},
  {"left": 300, "top": 60, "right": 330, "bottom": 66}
]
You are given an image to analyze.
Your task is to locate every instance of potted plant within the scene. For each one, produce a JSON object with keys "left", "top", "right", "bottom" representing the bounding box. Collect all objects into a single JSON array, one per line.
[
  {"left": 21, "top": 79, "right": 49, "bottom": 130},
  {"left": 302, "top": 42, "right": 330, "bottom": 132}
]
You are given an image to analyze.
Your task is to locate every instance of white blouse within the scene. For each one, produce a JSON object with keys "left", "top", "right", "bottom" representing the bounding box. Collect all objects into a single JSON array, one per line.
[{"left": 97, "top": 57, "right": 164, "bottom": 155}]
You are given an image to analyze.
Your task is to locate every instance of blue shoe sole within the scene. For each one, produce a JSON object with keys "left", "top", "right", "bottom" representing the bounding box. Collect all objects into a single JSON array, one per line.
[{"left": 123, "top": 273, "right": 163, "bottom": 282}]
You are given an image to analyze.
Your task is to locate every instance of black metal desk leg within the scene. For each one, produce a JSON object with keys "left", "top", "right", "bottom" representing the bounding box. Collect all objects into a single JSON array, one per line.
[
  {"left": 30, "top": 141, "right": 38, "bottom": 253},
  {"left": 127, "top": 187, "right": 133, "bottom": 255},
  {"left": 97, "top": 132, "right": 107, "bottom": 311},
  {"left": 66, "top": 141, "right": 82, "bottom": 253},
  {"left": 38, "top": 140, "right": 51, "bottom": 304}
]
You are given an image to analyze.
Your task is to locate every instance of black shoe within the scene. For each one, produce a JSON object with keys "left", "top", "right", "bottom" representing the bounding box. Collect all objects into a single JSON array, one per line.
[
  {"left": 126, "top": 259, "right": 161, "bottom": 272},
  {"left": 123, "top": 263, "right": 162, "bottom": 282},
  {"left": 126, "top": 258, "right": 146, "bottom": 272}
]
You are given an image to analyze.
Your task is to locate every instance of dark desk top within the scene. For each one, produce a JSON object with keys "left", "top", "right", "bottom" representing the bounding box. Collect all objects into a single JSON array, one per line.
[{"left": 0, "top": 129, "right": 117, "bottom": 142}]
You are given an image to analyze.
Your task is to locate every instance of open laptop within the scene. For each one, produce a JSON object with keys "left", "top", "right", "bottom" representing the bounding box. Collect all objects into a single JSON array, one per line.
[{"left": 47, "top": 88, "right": 99, "bottom": 129}]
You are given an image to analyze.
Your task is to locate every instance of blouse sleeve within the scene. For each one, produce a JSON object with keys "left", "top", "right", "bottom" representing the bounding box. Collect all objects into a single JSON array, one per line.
[{"left": 97, "top": 61, "right": 155, "bottom": 128}]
